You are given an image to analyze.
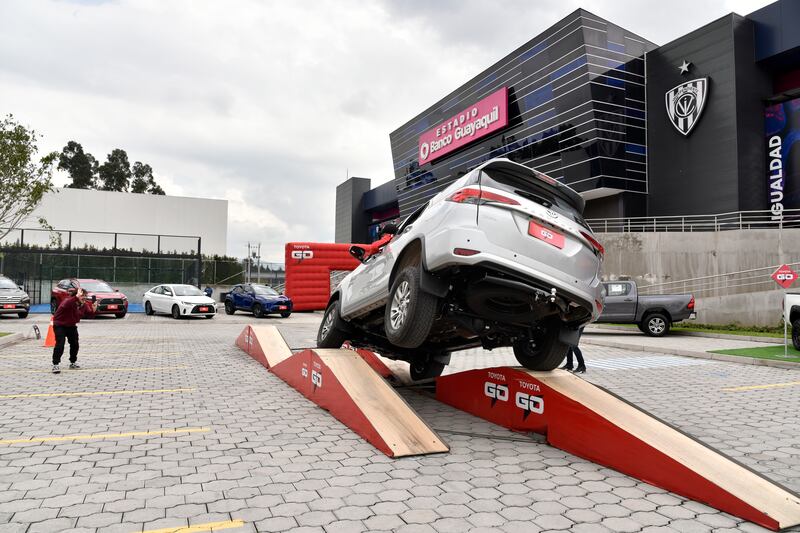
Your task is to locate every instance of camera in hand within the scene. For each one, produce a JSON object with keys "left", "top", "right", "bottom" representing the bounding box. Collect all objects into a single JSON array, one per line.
[{"left": 91, "top": 295, "right": 97, "bottom": 302}]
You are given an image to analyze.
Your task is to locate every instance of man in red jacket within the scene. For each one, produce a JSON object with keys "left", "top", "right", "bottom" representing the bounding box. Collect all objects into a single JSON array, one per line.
[{"left": 52, "top": 288, "right": 97, "bottom": 374}]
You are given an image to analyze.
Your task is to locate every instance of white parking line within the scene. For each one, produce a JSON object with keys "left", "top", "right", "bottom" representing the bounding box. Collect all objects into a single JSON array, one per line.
[{"left": 588, "top": 355, "right": 710, "bottom": 370}]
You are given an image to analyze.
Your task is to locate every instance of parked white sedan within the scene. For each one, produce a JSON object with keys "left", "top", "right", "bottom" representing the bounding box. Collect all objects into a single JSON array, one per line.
[{"left": 143, "top": 284, "right": 216, "bottom": 319}]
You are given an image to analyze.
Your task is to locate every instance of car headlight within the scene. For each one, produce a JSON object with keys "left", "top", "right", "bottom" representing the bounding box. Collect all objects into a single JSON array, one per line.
[
  {"left": 181, "top": 301, "right": 194, "bottom": 306},
  {"left": 21, "top": 297, "right": 30, "bottom": 303}
]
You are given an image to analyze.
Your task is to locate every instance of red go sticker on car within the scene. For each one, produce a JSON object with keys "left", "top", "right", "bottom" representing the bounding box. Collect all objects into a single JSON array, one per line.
[{"left": 528, "top": 221, "right": 565, "bottom": 249}]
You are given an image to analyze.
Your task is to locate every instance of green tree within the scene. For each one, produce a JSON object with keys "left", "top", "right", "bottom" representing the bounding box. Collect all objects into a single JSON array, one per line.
[
  {"left": 131, "top": 161, "right": 166, "bottom": 195},
  {"left": 0, "top": 115, "right": 57, "bottom": 242},
  {"left": 98, "top": 148, "right": 131, "bottom": 192},
  {"left": 58, "top": 140, "right": 97, "bottom": 189}
]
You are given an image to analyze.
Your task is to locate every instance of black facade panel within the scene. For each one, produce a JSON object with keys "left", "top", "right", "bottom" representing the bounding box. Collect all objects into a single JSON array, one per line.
[
  {"left": 646, "top": 16, "right": 740, "bottom": 216},
  {"left": 748, "top": 0, "right": 800, "bottom": 64},
  {"left": 734, "top": 18, "right": 774, "bottom": 212}
]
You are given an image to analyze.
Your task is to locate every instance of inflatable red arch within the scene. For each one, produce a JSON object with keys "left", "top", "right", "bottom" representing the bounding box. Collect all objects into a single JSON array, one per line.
[{"left": 284, "top": 242, "right": 360, "bottom": 311}]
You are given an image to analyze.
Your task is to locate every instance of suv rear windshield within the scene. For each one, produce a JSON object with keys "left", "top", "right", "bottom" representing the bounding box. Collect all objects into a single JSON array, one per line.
[{"left": 472, "top": 169, "right": 588, "bottom": 228}]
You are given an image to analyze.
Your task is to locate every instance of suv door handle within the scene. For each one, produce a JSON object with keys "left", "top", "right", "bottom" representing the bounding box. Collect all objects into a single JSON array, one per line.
[{"left": 624, "top": 298, "right": 633, "bottom": 302}]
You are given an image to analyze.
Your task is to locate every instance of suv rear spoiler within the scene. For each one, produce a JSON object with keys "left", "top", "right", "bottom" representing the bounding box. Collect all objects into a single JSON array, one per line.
[{"left": 480, "top": 159, "right": 585, "bottom": 214}]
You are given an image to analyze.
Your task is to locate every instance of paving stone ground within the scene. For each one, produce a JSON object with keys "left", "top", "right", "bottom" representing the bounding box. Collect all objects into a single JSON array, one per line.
[{"left": 0, "top": 312, "right": 798, "bottom": 532}]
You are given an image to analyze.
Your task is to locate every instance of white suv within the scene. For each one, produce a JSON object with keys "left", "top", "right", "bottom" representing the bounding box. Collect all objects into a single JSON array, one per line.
[{"left": 317, "top": 158, "right": 604, "bottom": 379}]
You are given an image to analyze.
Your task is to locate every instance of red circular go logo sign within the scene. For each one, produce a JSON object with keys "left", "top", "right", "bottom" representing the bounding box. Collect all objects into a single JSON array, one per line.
[{"left": 772, "top": 264, "right": 798, "bottom": 289}]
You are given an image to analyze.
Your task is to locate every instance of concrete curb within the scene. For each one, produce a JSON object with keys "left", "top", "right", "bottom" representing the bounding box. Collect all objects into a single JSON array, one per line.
[
  {"left": 0, "top": 332, "right": 26, "bottom": 349},
  {"left": 581, "top": 337, "right": 800, "bottom": 370},
  {"left": 586, "top": 324, "right": 785, "bottom": 344}
]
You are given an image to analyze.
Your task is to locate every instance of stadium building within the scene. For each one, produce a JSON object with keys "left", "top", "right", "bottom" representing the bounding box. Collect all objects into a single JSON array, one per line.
[{"left": 335, "top": 0, "right": 800, "bottom": 243}]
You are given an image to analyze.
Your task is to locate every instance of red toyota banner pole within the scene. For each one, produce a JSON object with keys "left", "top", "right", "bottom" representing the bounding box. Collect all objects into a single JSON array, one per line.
[{"left": 771, "top": 264, "right": 798, "bottom": 357}]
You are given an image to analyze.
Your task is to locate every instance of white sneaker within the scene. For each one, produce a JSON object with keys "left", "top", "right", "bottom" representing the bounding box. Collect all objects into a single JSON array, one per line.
[
  {"left": 52, "top": 365, "right": 60, "bottom": 374},
  {"left": 69, "top": 363, "right": 81, "bottom": 370}
]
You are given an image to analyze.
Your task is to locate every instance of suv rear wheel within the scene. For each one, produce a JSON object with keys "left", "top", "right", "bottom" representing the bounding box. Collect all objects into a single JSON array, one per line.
[
  {"left": 317, "top": 300, "right": 347, "bottom": 348},
  {"left": 384, "top": 266, "right": 437, "bottom": 349},
  {"left": 792, "top": 320, "right": 800, "bottom": 351},
  {"left": 513, "top": 322, "right": 570, "bottom": 371},
  {"left": 409, "top": 356, "right": 446, "bottom": 381}
]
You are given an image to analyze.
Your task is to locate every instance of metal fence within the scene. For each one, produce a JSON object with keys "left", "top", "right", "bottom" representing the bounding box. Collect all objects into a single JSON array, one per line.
[
  {"left": 636, "top": 262, "right": 800, "bottom": 298},
  {"left": 587, "top": 209, "right": 800, "bottom": 233}
]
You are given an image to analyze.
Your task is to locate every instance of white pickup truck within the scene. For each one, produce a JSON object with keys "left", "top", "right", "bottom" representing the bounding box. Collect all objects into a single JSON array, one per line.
[{"left": 783, "top": 292, "right": 800, "bottom": 349}]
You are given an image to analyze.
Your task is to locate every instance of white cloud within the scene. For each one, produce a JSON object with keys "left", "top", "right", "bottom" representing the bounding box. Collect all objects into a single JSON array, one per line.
[{"left": 0, "top": 0, "right": 775, "bottom": 258}]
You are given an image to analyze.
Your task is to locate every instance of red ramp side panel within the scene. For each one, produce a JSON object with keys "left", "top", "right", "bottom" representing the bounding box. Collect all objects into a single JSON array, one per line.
[
  {"left": 271, "top": 348, "right": 448, "bottom": 458},
  {"left": 436, "top": 367, "right": 800, "bottom": 531}
]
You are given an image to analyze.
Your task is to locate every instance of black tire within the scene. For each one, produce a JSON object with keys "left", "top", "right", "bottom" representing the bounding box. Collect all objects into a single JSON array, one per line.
[
  {"left": 384, "top": 266, "right": 438, "bottom": 349},
  {"left": 280, "top": 311, "right": 291, "bottom": 318},
  {"left": 224, "top": 300, "right": 235, "bottom": 315},
  {"left": 115, "top": 312, "right": 127, "bottom": 319},
  {"left": 253, "top": 303, "right": 264, "bottom": 318},
  {"left": 317, "top": 300, "right": 348, "bottom": 348},
  {"left": 50, "top": 299, "right": 58, "bottom": 314},
  {"left": 512, "top": 322, "right": 570, "bottom": 371},
  {"left": 171, "top": 305, "right": 181, "bottom": 320},
  {"left": 792, "top": 320, "right": 800, "bottom": 351},
  {"left": 642, "top": 313, "right": 670, "bottom": 337},
  {"left": 145, "top": 301, "right": 154, "bottom": 316},
  {"left": 409, "top": 357, "right": 446, "bottom": 381},
  {"left": 17, "top": 311, "right": 28, "bottom": 319}
]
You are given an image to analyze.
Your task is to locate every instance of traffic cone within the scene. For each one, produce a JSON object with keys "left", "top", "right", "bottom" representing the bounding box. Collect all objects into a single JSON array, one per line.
[{"left": 43, "top": 317, "right": 56, "bottom": 348}]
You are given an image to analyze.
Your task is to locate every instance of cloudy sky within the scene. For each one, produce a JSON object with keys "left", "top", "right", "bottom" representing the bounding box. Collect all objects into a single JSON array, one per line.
[{"left": 0, "top": 0, "right": 774, "bottom": 260}]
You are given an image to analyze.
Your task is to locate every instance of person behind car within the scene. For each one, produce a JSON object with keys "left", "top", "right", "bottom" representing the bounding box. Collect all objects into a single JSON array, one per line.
[
  {"left": 51, "top": 288, "right": 97, "bottom": 374},
  {"left": 561, "top": 327, "right": 586, "bottom": 374}
]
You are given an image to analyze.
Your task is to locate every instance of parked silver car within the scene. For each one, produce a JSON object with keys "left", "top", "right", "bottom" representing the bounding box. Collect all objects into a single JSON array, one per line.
[
  {"left": 317, "top": 158, "right": 604, "bottom": 379},
  {"left": 0, "top": 276, "right": 31, "bottom": 318}
]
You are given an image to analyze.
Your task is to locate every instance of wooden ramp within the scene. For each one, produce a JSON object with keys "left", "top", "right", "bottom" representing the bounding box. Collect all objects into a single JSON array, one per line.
[
  {"left": 436, "top": 367, "right": 800, "bottom": 531},
  {"left": 235, "top": 325, "right": 448, "bottom": 458}
]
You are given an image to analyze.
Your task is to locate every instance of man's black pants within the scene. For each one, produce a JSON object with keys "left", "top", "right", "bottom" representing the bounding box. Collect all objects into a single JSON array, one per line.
[{"left": 52, "top": 325, "right": 79, "bottom": 365}]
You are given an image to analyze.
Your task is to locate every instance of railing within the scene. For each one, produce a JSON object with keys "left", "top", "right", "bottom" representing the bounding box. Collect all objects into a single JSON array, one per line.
[
  {"left": 587, "top": 209, "right": 800, "bottom": 233},
  {"left": 637, "top": 262, "right": 800, "bottom": 297}
]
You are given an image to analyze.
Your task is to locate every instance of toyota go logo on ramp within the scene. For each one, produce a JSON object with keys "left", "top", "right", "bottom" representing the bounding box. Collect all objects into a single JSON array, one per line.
[
  {"left": 666, "top": 78, "right": 708, "bottom": 136},
  {"left": 291, "top": 250, "right": 314, "bottom": 261}
]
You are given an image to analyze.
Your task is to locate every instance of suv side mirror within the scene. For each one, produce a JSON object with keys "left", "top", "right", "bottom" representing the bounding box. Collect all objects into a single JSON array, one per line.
[
  {"left": 380, "top": 223, "right": 398, "bottom": 236},
  {"left": 349, "top": 245, "right": 366, "bottom": 263}
]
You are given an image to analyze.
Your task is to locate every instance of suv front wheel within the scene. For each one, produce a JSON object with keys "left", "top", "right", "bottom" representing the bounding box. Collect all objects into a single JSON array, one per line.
[
  {"left": 317, "top": 300, "right": 348, "bottom": 348},
  {"left": 384, "top": 266, "right": 437, "bottom": 349}
]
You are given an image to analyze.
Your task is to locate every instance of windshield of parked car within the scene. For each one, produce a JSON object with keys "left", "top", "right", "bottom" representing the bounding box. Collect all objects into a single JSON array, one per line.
[
  {"left": 173, "top": 285, "right": 204, "bottom": 296},
  {"left": 80, "top": 281, "right": 114, "bottom": 293},
  {"left": 0, "top": 278, "right": 17, "bottom": 289},
  {"left": 253, "top": 285, "right": 279, "bottom": 296},
  {"left": 474, "top": 170, "right": 588, "bottom": 228}
]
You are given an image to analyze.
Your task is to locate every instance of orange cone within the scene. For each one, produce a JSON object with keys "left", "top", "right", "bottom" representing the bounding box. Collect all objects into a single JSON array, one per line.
[{"left": 43, "top": 317, "right": 56, "bottom": 348}]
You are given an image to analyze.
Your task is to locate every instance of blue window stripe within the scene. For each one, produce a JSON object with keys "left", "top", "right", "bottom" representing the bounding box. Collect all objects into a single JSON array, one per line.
[
  {"left": 528, "top": 108, "right": 557, "bottom": 128},
  {"left": 625, "top": 144, "right": 646, "bottom": 155},
  {"left": 519, "top": 41, "right": 547, "bottom": 62},
  {"left": 550, "top": 56, "right": 587, "bottom": 81},
  {"left": 524, "top": 84, "right": 553, "bottom": 111},
  {"left": 626, "top": 108, "right": 646, "bottom": 120},
  {"left": 476, "top": 73, "right": 497, "bottom": 91},
  {"left": 608, "top": 41, "right": 625, "bottom": 53},
  {"left": 607, "top": 76, "right": 625, "bottom": 88}
]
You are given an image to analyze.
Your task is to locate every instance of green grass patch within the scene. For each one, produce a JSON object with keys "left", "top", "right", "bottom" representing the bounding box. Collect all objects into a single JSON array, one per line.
[
  {"left": 709, "top": 345, "right": 800, "bottom": 363},
  {"left": 605, "top": 322, "right": 785, "bottom": 338},
  {"left": 0, "top": 332, "right": 9, "bottom": 338}
]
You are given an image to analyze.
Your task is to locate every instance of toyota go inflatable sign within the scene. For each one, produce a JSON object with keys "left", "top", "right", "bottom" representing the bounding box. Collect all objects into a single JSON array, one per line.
[
  {"left": 772, "top": 264, "right": 797, "bottom": 289},
  {"left": 418, "top": 87, "right": 509, "bottom": 166}
]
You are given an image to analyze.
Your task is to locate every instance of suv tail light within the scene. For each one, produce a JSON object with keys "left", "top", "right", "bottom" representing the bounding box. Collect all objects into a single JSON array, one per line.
[
  {"left": 688, "top": 296, "right": 695, "bottom": 310},
  {"left": 580, "top": 231, "right": 605, "bottom": 258},
  {"left": 447, "top": 188, "right": 519, "bottom": 206}
]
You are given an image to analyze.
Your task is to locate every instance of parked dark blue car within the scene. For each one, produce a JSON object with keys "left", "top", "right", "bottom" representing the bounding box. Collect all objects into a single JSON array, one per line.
[{"left": 224, "top": 283, "right": 292, "bottom": 318}]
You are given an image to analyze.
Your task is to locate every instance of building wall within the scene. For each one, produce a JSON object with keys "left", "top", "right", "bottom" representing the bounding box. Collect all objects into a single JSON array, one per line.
[
  {"left": 389, "top": 9, "right": 656, "bottom": 218},
  {"left": 334, "top": 177, "right": 371, "bottom": 244},
  {"left": 16, "top": 188, "right": 228, "bottom": 255},
  {"left": 646, "top": 15, "right": 773, "bottom": 216}
]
